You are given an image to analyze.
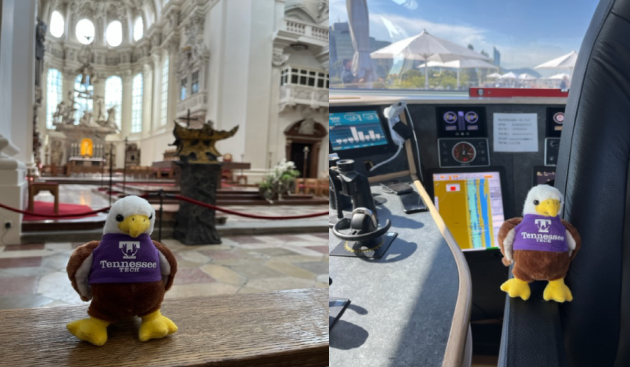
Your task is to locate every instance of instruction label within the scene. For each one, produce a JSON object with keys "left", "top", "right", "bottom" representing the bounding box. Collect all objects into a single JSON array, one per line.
[{"left": 493, "top": 113, "right": 538, "bottom": 152}]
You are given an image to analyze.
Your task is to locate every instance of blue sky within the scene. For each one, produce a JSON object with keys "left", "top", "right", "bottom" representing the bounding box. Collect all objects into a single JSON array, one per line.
[{"left": 330, "top": 0, "right": 599, "bottom": 72}]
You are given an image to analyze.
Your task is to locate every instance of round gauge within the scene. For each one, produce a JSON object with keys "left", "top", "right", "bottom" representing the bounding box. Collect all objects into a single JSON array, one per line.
[
  {"left": 553, "top": 112, "right": 565, "bottom": 124},
  {"left": 465, "top": 111, "right": 479, "bottom": 124},
  {"left": 443, "top": 111, "right": 457, "bottom": 124},
  {"left": 452, "top": 142, "right": 477, "bottom": 164}
]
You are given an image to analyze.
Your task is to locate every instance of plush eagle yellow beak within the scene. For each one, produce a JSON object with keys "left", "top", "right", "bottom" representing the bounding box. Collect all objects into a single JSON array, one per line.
[
  {"left": 535, "top": 199, "right": 561, "bottom": 217},
  {"left": 118, "top": 215, "right": 150, "bottom": 238}
]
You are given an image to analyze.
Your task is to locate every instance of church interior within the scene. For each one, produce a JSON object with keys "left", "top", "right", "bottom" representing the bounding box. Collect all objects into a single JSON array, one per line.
[{"left": 0, "top": 0, "right": 328, "bottom": 360}]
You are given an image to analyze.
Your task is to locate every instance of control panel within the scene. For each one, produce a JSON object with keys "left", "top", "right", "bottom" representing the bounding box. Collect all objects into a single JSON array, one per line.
[
  {"left": 436, "top": 106, "right": 487, "bottom": 138},
  {"left": 545, "top": 138, "right": 560, "bottom": 166},
  {"left": 546, "top": 106, "right": 565, "bottom": 138},
  {"left": 438, "top": 138, "right": 490, "bottom": 167}
]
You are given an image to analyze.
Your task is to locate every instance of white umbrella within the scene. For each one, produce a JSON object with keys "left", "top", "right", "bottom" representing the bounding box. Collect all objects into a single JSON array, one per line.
[
  {"left": 417, "top": 59, "right": 498, "bottom": 88},
  {"left": 487, "top": 72, "right": 502, "bottom": 79},
  {"left": 548, "top": 73, "right": 571, "bottom": 80},
  {"left": 371, "top": 29, "right": 491, "bottom": 89},
  {"left": 500, "top": 72, "right": 517, "bottom": 79},
  {"left": 535, "top": 51, "right": 578, "bottom": 70},
  {"left": 519, "top": 73, "right": 536, "bottom": 80}
]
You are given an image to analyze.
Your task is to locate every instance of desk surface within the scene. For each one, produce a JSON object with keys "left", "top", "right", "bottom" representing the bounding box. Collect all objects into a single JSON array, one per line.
[
  {"left": 329, "top": 178, "right": 471, "bottom": 367},
  {"left": 0, "top": 289, "right": 328, "bottom": 367}
]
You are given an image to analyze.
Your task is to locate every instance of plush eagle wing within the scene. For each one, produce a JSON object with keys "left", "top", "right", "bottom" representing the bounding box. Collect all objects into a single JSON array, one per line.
[
  {"left": 498, "top": 217, "right": 523, "bottom": 266},
  {"left": 561, "top": 219, "right": 581, "bottom": 261},
  {"left": 498, "top": 217, "right": 582, "bottom": 266},
  {"left": 67, "top": 240, "right": 178, "bottom": 302},
  {"left": 67, "top": 241, "right": 100, "bottom": 302},
  {"left": 153, "top": 240, "right": 177, "bottom": 290}
]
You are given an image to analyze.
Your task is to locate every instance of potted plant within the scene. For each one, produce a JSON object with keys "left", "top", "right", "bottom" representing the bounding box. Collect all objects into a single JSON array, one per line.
[{"left": 259, "top": 159, "right": 300, "bottom": 202}]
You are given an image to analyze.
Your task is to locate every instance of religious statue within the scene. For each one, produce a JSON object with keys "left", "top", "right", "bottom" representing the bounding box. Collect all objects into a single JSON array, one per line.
[
  {"left": 53, "top": 102, "right": 65, "bottom": 124},
  {"left": 171, "top": 122, "right": 239, "bottom": 163},
  {"left": 95, "top": 97, "right": 106, "bottom": 122},
  {"left": 298, "top": 118, "right": 316, "bottom": 135},
  {"left": 35, "top": 19, "right": 47, "bottom": 87},
  {"left": 105, "top": 106, "right": 117, "bottom": 129},
  {"left": 79, "top": 111, "right": 93, "bottom": 126},
  {"left": 51, "top": 140, "right": 64, "bottom": 166}
]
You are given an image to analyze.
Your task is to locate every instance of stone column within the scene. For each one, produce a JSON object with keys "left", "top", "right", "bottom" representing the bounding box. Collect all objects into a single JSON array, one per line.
[
  {"left": 0, "top": 134, "right": 27, "bottom": 245},
  {"left": 120, "top": 71, "right": 133, "bottom": 139},
  {"left": 142, "top": 62, "right": 153, "bottom": 137},
  {"left": 151, "top": 53, "right": 162, "bottom": 132}
]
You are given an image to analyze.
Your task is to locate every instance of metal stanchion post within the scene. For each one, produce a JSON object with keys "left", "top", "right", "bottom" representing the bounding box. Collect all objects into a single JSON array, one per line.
[
  {"left": 158, "top": 190, "right": 164, "bottom": 242},
  {"left": 109, "top": 143, "right": 114, "bottom": 206}
]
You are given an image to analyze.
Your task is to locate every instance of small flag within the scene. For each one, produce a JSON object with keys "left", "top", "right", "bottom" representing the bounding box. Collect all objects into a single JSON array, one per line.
[{"left": 447, "top": 183, "right": 460, "bottom": 192}]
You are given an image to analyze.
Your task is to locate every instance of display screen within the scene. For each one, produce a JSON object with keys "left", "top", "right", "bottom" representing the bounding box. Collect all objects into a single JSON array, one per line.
[
  {"left": 432, "top": 171, "right": 505, "bottom": 250},
  {"left": 436, "top": 106, "right": 487, "bottom": 138},
  {"left": 329, "top": 111, "right": 389, "bottom": 151},
  {"left": 534, "top": 167, "right": 556, "bottom": 186},
  {"left": 546, "top": 107, "right": 565, "bottom": 138}
]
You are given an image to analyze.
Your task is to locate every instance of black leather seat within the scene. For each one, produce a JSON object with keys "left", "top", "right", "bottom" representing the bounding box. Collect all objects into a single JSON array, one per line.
[{"left": 499, "top": 0, "right": 630, "bottom": 366}]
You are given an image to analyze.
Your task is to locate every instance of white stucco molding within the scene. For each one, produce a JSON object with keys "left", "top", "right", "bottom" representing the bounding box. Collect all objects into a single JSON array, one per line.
[{"left": 0, "top": 135, "right": 20, "bottom": 158}]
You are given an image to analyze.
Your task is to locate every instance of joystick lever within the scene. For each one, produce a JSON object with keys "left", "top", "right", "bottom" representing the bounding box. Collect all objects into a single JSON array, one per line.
[{"left": 330, "top": 160, "right": 391, "bottom": 242}]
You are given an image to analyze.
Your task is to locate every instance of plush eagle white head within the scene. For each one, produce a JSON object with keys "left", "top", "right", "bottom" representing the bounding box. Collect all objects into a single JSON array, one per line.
[
  {"left": 523, "top": 184, "right": 564, "bottom": 217},
  {"left": 103, "top": 196, "right": 156, "bottom": 238}
]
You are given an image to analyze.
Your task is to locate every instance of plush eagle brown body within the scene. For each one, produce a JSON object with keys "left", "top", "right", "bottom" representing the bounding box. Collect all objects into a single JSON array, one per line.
[
  {"left": 66, "top": 196, "right": 178, "bottom": 346},
  {"left": 67, "top": 239, "right": 177, "bottom": 322},
  {"left": 498, "top": 217, "right": 581, "bottom": 282},
  {"left": 498, "top": 185, "right": 581, "bottom": 302}
]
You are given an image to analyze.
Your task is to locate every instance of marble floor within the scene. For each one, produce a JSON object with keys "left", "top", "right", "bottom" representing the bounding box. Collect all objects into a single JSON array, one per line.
[
  {"left": 1, "top": 184, "right": 330, "bottom": 310},
  {"left": 33, "top": 185, "right": 328, "bottom": 224},
  {"left": 0, "top": 233, "right": 329, "bottom": 310}
]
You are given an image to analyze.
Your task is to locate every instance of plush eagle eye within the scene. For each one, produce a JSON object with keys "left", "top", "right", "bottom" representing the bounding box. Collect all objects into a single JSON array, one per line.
[
  {"left": 116, "top": 214, "right": 124, "bottom": 222},
  {"left": 533, "top": 200, "right": 540, "bottom": 205},
  {"left": 149, "top": 213, "right": 153, "bottom": 220}
]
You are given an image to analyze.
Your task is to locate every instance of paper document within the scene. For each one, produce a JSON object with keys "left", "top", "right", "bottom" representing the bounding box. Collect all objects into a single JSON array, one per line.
[{"left": 493, "top": 113, "right": 538, "bottom": 152}]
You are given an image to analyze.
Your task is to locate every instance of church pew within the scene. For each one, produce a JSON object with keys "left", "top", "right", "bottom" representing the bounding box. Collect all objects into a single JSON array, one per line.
[{"left": 0, "top": 288, "right": 328, "bottom": 367}]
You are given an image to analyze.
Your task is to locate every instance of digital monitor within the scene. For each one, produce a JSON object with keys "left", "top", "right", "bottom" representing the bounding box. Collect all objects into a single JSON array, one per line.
[
  {"left": 329, "top": 106, "right": 397, "bottom": 159},
  {"left": 546, "top": 106, "right": 565, "bottom": 138},
  {"left": 436, "top": 106, "right": 487, "bottom": 138},
  {"left": 533, "top": 166, "right": 556, "bottom": 186},
  {"left": 430, "top": 168, "right": 506, "bottom": 250},
  {"left": 329, "top": 110, "right": 389, "bottom": 151}
]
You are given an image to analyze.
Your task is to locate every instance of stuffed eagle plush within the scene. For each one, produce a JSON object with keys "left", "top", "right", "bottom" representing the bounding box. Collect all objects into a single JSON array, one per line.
[
  {"left": 498, "top": 185, "right": 581, "bottom": 303},
  {"left": 66, "top": 195, "right": 178, "bottom": 346}
]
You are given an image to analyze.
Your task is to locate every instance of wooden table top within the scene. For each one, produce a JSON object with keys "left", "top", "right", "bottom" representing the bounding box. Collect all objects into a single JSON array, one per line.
[{"left": 0, "top": 289, "right": 329, "bottom": 367}]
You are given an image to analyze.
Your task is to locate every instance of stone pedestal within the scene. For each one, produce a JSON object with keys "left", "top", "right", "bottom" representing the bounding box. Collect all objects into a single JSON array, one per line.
[{"left": 173, "top": 162, "right": 222, "bottom": 245}]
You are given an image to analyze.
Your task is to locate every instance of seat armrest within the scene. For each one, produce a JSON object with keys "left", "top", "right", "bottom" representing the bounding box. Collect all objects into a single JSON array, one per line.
[{"left": 498, "top": 270, "right": 567, "bottom": 367}]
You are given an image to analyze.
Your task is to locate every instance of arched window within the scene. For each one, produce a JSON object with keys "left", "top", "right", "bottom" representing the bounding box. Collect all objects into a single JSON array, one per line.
[
  {"left": 105, "top": 76, "right": 122, "bottom": 129},
  {"left": 76, "top": 19, "right": 95, "bottom": 44},
  {"left": 134, "top": 17, "right": 144, "bottom": 41},
  {"left": 50, "top": 11, "right": 64, "bottom": 38},
  {"left": 46, "top": 69, "right": 63, "bottom": 129},
  {"left": 161, "top": 57, "right": 169, "bottom": 126},
  {"left": 131, "top": 74, "right": 143, "bottom": 133},
  {"left": 106, "top": 21, "right": 122, "bottom": 47},
  {"left": 74, "top": 74, "right": 93, "bottom": 124}
]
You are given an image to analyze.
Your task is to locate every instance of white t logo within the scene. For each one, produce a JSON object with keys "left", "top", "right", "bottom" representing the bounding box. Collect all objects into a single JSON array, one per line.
[
  {"left": 535, "top": 219, "right": 552, "bottom": 233},
  {"left": 120, "top": 241, "right": 140, "bottom": 259}
]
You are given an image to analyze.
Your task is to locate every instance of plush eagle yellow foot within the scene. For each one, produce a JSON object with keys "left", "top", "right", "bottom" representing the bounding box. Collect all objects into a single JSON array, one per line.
[
  {"left": 66, "top": 317, "right": 110, "bottom": 346},
  {"left": 543, "top": 278, "right": 573, "bottom": 303},
  {"left": 501, "top": 278, "right": 531, "bottom": 301},
  {"left": 139, "top": 310, "right": 178, "bottom": 341}
]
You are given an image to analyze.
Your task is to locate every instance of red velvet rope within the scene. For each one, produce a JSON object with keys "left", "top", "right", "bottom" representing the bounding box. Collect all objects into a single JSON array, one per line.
[
  {"left": 0, "top": 202, "right": 111, "bottom": 218},
  {"left": 173, "top": 194, "right": 329, "bottom": 220},
  {"left": 0, "top": 193, "right": 328, "bottom": 220}
]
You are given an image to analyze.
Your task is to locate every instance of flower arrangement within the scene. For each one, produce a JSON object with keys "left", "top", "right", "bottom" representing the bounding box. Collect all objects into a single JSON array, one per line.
[{"left": 259, "top": 159, "right": 300, "bottom": 202}]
